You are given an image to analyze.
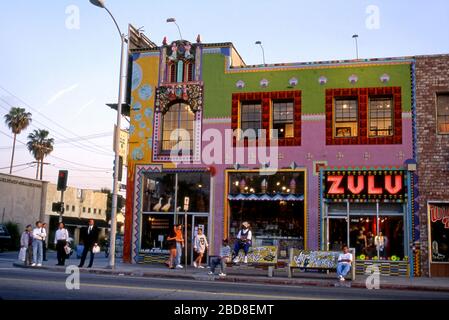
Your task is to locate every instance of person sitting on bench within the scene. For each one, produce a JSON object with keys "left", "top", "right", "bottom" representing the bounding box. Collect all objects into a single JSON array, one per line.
[
  {"left": 233, "top": 222, "right": 252, "bottom": 264},
  {"left": 337, "top": 245, "right": 353, "bottom": 281}
]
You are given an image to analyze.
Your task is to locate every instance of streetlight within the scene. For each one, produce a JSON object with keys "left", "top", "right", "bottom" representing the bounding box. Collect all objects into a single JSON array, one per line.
[
  {"left": 352, "top": 34, "right": 359, "bottom": 60},
  {"left": 89, "top": 0, "right": 127, "bottom": 269},
  {"left": 166, "top": 18, "right": 183, "bottom": 40},
  {"left": 255, "top": 41, "right": 266, "bottom": 66}
]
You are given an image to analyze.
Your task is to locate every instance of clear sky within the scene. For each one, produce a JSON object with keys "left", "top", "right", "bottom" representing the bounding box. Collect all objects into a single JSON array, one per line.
[{"left": 0, "top": 0, "right": 448, "bottom": 190}]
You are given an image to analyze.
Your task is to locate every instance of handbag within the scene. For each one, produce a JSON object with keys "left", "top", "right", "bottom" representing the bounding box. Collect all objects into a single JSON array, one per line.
[
  {"left": 92, "top": 244, "right": 101, "bottom": 254},
  {"left": 64, "top": 245, "right": 72, "bottom": 255},
  {"left": 18, "top": 247, "right": 27, "bottom": 262}
]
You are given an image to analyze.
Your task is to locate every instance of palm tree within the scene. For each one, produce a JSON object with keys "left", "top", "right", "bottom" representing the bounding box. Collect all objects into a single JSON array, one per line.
[
  {"left": 27, "top": 129, "right": 54, "bottom": 180},
  {"left": 4, "top": 107, "right": 32, "bottom": 174}
]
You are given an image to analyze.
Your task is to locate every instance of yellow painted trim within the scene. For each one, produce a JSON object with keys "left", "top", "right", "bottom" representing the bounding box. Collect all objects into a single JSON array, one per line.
[{"left": 223, "top": 168, "right": 308, "bottom": 250}]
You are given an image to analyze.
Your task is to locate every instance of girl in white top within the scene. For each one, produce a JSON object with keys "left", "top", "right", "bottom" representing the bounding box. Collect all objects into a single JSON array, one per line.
[{"left": 193, "top": 228, "right": 208, "bottom": 268}]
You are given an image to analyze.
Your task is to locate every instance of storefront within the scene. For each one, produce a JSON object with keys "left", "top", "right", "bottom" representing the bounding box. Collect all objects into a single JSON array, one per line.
[
  {"left": 321, "top": 169, "right": 412, "bottom": 276},
  {"left": 225, "top": 169, "right": 306, "bottom": 259},
  {"left": 428, "top": 202, "right": 449, "bottom": 277},
  {"left": 138, "top": 169, "right": 211, "bottom": 264}
]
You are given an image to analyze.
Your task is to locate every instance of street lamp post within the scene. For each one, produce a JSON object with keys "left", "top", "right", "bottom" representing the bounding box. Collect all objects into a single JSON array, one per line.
[
  {"left": 89, "top": 0, "right": 127, "bottom": 269},
  {"left": 352, "top": 34, "right": 359, "bottom": 60},
  {"left": 255, "top": 41, "right": 266, "bottom": 66},
  {"left": 166, "top": 18, "right": 183, "bottom": 40}
]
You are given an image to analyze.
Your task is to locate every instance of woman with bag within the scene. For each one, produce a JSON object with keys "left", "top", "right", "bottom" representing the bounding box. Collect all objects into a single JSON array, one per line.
[
  {"left": 54, "top": 222, "right": 70, "bottom": 266},
  {"left": 19, "top": 225, "right": 33, "bottom": 266}
]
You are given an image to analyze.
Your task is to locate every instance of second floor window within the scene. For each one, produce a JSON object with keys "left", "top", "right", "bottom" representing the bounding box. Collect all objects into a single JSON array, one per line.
[
  {"left": 334, "top": 98, "right": 358, "bottom": 138},
  {"left": 162, "top": 102, "right": 195, "bottom": 153},
  {"left": 437, "top": 93, "right": 449, "bottom": 134},
  {"left": 369, "top": 97, "right": 393, "bottom": 137},
  {"left": 272, "top": 101, "right": 294, "bottom": 138},
  {"left": 240, "top": 102, "right": 262, "bottom": 138}
]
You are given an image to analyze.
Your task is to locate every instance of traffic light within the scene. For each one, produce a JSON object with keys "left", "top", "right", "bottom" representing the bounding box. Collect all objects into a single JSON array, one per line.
[{"left": 57, "top": 170, "right": 68, "bottom": 191}]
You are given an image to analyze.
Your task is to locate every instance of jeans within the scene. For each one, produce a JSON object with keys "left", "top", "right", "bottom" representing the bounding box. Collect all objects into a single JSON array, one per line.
[
  {"left": 210, "top": 257, "right": 227, "bottom": 274},
  {"left": 233, "top": 241, "right": 251, "bottom": 256},
  {"left": 337, "top": 263, "right": 351, "bottom": 278},
  {"left": 175, "top": 242, "right": 182, "bottom": 266},
  {"left": 32, "top": 240, "right": 43, "bottom": 265}
]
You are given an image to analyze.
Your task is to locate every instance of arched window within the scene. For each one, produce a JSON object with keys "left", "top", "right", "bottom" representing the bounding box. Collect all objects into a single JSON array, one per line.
[
  {"left": 161, "top": 102, "right": 195, "bottom": 153},
  {"left": 185, "top": 62, "right": 194, "bottom": 82}
]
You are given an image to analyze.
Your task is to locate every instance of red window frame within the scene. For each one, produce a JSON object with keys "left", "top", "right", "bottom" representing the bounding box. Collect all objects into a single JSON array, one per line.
[
  {"left": 325, "top": 87, "right": 402, "bottom": 145},
  {"left": 231, "top": 91, "right": 301, "bottom": 147}
]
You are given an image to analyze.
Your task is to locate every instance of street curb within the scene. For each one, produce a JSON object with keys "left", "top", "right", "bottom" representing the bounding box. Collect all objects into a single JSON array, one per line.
[{"left": 12, "top": 263, "right": 449, "bottom": 293}]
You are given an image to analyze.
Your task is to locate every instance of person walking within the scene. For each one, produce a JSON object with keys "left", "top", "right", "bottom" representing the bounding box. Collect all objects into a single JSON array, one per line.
[
  {"left": 54, "top": 222, "right": 70, "bottom": 266},
  {"left": 175, "top": 224, "right": 184, "bottom": 269},
  {"left": 232, "top": 222, "right": 252, "bottom": 264},
  {"left": 42, "top": 222, "right": 48, "bottom": 261},
  {"left": 78, "top": 219, "right": 99, "bottom": 268},
  {"left": 20, "top": 225, "right": 33, "bottom": 266},
  {"left": 166, "top": 225, "right": 178, "bottom": 269},
  {"left": 193, "top": 227, "right": 208, "bottom": 268},
  {"left": 32, "top": 221, "right": 45, "bottom": 267}
]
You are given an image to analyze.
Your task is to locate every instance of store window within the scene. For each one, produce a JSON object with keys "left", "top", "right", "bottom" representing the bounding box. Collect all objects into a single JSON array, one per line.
[
  {"left": 437, "top": 93, "right": 449, "bottom": 134},
  {"left": 161, "top": 102, "right": 195, "bottom": 153},
  {"left": 272, "top": 100, "right": 294, "bottom": 138},
  {"left": 334, "top": 98, "right": 358, "bottom": 138},
  {"left": 240, "top": 102, "right": 262, "bottom": 138},
  {"left": 176, "top": 172, "right": 210, "bottom": 213},
  {"left": 369, "top": 97, "right": 393, "bottom": 137},
  {"left": 140, "top": 214, "right": 173, "bottom": 251},
  {"left": 142, "top": 173, "right": 176, "bottom": 213},
  {"left": 227, "top": 171, "right": 306, "bottom": 256},
  {"left": 429, "top": 203, "right": 449, "bottom": 262}
]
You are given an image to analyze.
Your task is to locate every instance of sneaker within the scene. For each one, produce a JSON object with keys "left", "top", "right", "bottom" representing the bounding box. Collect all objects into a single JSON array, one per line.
[
  {"left": 31, "top": 263, "right": 36, "bottom": 267},
  {"left": 193, "top": 261, "right": 198, "bottom": 268},
  {"left": 339, "top": 276, "right": 345, "bottom": 281},
  {"left": 198, "top": 265, "right": 205, "bottom": 269},
  {"left": 233, "top": 257, "right": 240, "bottom": 263},
  {"left": 208, "top": 271, "right": 213, "bottom": 275},
  {"left": 219, "top": 273, "right": 226, "bottom": 277},
  {"left": 243, "top": 256, "right": 248, "bottom": 264},
  {"left": 176, "top": 265, "right": 184, "bottom": 269},
  {"left": 37, "top": 264, "right": 42, "bottom": 267}
]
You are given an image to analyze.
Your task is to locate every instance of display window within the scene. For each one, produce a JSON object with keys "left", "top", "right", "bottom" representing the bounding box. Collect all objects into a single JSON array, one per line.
[
  {"left": 226, "top": 170, "right": 306, "bottom": 257},
  {"left": 429, "top": 203, "right": 449, "bottom": 263}
]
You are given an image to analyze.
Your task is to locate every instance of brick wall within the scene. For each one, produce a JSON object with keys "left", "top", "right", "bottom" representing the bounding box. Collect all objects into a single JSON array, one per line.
[{"left": 415, "top": 54, "right": 449, "bottom": 276}]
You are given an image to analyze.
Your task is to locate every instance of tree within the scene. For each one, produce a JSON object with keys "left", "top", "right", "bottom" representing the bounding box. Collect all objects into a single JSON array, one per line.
[
  {"left": 27, "top": 129, "right": 54, "bottom": 180},
  {"left": 4, "top": 107, "right": 32, "bottom": 174},
  {"left": 101, "top": 188, "right": 125, "bottom": 222}
]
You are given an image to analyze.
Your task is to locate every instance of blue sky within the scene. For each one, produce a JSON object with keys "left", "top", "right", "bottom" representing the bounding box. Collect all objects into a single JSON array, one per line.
[{"left": 0, "top": 0, "right": 448, "bottom": 190}]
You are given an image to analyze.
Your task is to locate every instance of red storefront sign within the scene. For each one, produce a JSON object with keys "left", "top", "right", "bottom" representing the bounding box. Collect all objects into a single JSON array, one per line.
[
  {"left": 323, "top": 170, "right": 406, "bottom": 201},
  {"left": 430, "top": 204, "right": 449, "bottom": 229}
]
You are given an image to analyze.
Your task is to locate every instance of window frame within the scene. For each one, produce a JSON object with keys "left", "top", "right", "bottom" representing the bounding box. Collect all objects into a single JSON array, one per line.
[
  {"left": 240, "top": 100, "right": 262, "bottom": 139},
  {"left": 333, "top": 97, "right": 359, "bottom": 139},
  {"left": 368, "top": 96, "right": 394, "bottom": 138},
  {"left": 272, "top": 99, "right": 295, "bottom": 139},
  {"left": 436, "top": 92, "right": 449, "bottom": 135}
]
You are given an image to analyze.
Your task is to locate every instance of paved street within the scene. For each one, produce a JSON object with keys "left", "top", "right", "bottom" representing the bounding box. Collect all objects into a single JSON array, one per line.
[{"left": 1, "top": 253, "right": 449, "bottom": 300}]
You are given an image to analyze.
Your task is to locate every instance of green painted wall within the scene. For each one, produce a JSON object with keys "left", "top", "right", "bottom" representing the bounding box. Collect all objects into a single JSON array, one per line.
[{"left": 202, "top": 54, "right": 412, "bottom": 118}]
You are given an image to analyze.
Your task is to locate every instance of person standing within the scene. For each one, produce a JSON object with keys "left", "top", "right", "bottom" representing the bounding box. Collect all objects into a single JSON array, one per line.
[
  {"left": 166, "top": 225, "right": 178, "bottom": 269},
  {"left": 174, "top": 224, "right": 184, "bottom": 269},
  {"left": 54, "top": 222, "right": 70, "bottom": 266},
  {"left": 42, "top": 223, "right": 48, "bottom": 261},
  {"left": 336, "top": 245, "right": 353, "bottom": 281},
  {"left": 78, "top": 219, "right": 99, "bottom": 268},
  {"left": 20, "top": 225, "right": 33, "bottom": 266},
  {"left": 32, "top": 221, "right": 45, "bottom": 267},
  {"left": 193, "top": 227, "right": 208, "bottom": 268},
  {"left": 232, "top": 222, "right": 252, "bottom": 264}
]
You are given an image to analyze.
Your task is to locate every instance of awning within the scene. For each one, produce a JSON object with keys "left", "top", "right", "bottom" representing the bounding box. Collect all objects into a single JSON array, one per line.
[{"left": 228, "top": 193, "right": 304, "bottom": 202}]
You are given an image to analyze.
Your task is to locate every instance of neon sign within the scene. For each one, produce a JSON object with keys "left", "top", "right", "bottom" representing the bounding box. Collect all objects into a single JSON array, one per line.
[
  {"left": 430, "top": 204, "right": 449, "bottom": 229},
  {"left": 323, "top": 170, "right": 406, "bottom": 202}
]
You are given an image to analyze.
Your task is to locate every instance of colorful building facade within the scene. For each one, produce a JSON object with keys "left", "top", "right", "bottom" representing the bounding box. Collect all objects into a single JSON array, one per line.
[{"left": 122, "top": 26, "right": 447, "bottom": 277}]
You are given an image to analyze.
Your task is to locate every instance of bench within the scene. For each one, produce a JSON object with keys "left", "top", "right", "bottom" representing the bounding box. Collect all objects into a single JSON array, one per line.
[
  {"left": 288, "top": 248, "right": 356, "bottom": 280},
  {"left": 225, "top": 245, "right": 279, "bottom": 277}
]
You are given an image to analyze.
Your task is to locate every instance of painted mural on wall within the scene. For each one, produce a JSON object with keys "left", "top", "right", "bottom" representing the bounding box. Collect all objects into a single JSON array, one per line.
[
  {"left": 290, "top": 249, "right": 340, "bottom": 269},
  {"left": 235, "top": 246, "right": 278, "bottom": 264}
]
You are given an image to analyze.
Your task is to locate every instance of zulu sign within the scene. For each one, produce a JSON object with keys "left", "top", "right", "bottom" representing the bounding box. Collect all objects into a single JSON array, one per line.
[{"left": 323, "top": 170, "right": 406, "bottom": 202}]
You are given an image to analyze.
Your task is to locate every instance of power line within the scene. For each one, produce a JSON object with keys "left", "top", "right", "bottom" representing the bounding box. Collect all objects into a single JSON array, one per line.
[
  {"left": 0, "top": 129, "right": 111, "bottom": 171},
  {"left": 0, "top": 162, "right": 34, "bottom": 170},
  {"left": 0, "top": 85, "right": 114, "bottom": 154},
  {"left": 0, "top": 96, "right": 114, "bottom": 156}
]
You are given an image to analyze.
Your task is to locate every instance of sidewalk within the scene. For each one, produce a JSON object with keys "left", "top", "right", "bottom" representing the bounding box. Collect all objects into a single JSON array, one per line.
[{"left": 10, "top": 251, "right": 449, "bottom": 293}]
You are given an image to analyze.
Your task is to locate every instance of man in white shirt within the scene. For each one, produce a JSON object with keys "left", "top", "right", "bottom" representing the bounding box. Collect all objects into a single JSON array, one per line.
[
  {"left": 233, "top": 222, "right": 252, "bottom": 264},
  {"left": 32, "top": 221, "right": 46, "bottom": 267},
  {"left": 337, "top": 245, "right": 353, "bottom": 281},
  {"left": 54, "top": 222, "right": 70, "bottom": 266}
]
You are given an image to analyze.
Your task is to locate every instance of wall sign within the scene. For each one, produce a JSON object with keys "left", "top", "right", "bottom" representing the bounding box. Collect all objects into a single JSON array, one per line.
[
  {"left": 430, "top": 204, "right": 449, "bottom": 229},
  {"left": 323, "top": 170, "right": 406, "bottom": 202}
]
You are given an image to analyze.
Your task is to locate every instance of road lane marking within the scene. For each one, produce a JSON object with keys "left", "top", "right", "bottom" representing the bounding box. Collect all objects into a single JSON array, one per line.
[{"left": 0, "top": 277, "right": 326, "bottom": 300}]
